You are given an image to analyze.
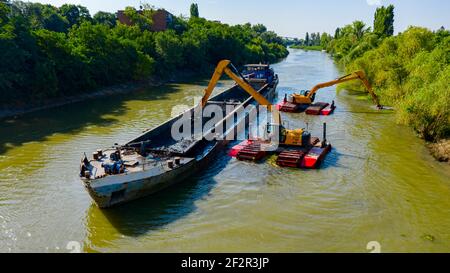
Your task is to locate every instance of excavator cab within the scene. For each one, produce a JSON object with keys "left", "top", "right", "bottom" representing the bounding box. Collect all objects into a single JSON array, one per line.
[
  {"left": 293, "top": 90, "right": 315, "bottom": 104},
  {"left": 264, "top": 122, "right": 310, "bottom": 147}
]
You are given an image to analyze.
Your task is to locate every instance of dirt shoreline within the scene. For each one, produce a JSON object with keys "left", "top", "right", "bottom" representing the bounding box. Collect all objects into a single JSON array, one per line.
[{"left": 428, "top": 139, "right": 450, "bottom": 163}]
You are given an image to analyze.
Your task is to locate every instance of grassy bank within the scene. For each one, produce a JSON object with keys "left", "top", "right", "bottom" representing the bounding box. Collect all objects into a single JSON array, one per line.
[
  {"left": 290, "top": 45, "right": 323, "bottom": 51},
  {"left": 328, "top": 27, "right": 449, "bottom": 160}
]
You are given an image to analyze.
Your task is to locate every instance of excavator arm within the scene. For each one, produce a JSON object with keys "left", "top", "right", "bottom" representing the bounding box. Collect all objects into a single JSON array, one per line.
[
  {"left": 201, "top": 60, "right": 317, "bottom": 147},
  {"left": 200, "top": 60, "right": 273, "bottom": 111},
  {"left": 200, "top": 59, "right": 284, "bottom": 140},
  {"left": 294, "top": 71, "right": 382, "bottom": 108}
]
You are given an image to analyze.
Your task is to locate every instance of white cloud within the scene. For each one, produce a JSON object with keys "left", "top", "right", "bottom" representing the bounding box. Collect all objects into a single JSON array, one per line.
[{"left": 366, "top": 0, "right": 382, "bottom": 6}]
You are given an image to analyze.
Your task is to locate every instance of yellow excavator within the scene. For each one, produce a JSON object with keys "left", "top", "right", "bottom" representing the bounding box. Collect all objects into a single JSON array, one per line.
[
  {"left": 279, "top": 70, "right": 382, "bottom": 113},
  {"left": 200, "top": 60, "right": 310, "bottom": 146}
]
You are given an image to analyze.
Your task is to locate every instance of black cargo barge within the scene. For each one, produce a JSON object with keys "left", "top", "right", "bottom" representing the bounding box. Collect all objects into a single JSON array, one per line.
[{"left": 80, "top": 64, "right": 278, "bottom": 208}]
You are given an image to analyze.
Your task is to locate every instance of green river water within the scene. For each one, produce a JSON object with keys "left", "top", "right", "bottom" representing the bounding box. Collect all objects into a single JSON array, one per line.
[{"left": 0, "top": 49, "right": 449, "bottom": 253}]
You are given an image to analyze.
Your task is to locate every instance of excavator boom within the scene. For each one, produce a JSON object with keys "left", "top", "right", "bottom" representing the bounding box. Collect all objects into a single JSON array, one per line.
[
  {"left": 199, "top": 60, "right": 307, "bottom": 145},
  {"left": 200, "top": 60, "right": 273, "bottom": 111},
  {"left": 305, "top": 70, "right": 381, "bottom": 108},
  {"left": 200, "top": 60, "right": 281, "bottom": 128}
]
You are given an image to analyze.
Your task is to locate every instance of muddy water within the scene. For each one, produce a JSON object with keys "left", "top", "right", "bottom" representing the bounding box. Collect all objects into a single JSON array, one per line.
[{"left": 1, "top": 49, "right": 449, "bottom": 253}]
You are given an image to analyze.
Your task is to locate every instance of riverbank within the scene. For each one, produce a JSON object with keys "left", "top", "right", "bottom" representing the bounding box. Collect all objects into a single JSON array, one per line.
[
  {"left": 290, "top": 45, "right": 323, "bottom": 51},
  {"left": 428, "top": 139, "right": 450, "bottom": 163},
  {"left": 0, "top": 69, "right": 205, "bottom": 120},
  {"left": 322, "top": 26, "right": 449, "bottom": 163},
  {"left": 0, "top": 79, "right": 161, "bottom": 120}
]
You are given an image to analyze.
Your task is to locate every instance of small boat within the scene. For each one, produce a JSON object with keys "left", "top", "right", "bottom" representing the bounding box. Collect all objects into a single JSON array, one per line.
[
  {"left": 241, "top": 64, "right": 275, "bottom": 84},
  {"left": 80, "top": 63, "right": 278, "bottom": 208}
]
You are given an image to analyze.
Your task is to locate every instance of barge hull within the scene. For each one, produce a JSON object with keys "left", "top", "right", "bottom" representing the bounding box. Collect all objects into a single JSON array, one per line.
[{"left": 82, "top": 78, "right": 278, "bottom": 208}]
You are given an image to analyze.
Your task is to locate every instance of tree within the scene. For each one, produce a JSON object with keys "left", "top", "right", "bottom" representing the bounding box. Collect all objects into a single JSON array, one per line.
[
  {"left": 0, "top": 1, "right": 288, "bottom": 105},
  {"left": 190, "top": 3, "right": 199, "bottom": 18},
  {"left": 434, "top": 26, "right": 449, "bottom": 44},
  {"left": 334, "top": 27, "right": 341, "bottom": 39},
  {"left": 320, "top": 32, "right": 331, "bottom": 48},
  {"left": 305, "top": 32, "right": 310, "bottom": 46},
  {"left": 12, "top": 2, "right": 69, "bottom": 32},
  {"left": 43, "top": 12, "right": 69, "bottom": 32},
  {"left": 59, "top": 4, "right": 91, "bottom": 27},
  {"left": 374, "top": 5, "right": 394, "bottom": 37},
  {"left": 93, "top": 11, "right": 116, "bottom": 27},
  {"left": 261, "top": 31, "right": 283, "bottom": 44},
  {"left": 0, "top": 0, "right": 9, "bottom": 26},
  {"left": 252, "top": 23, "right": 267, "bottom": 34},
  {"left": 123, "top": 6, "right": 152, "bottom": 31},
  {"left": 155, "top": 30, "right": 183, "bottom": 71},
  {"left": 352, "top": 20, "right": 370, "bottom": 40}
]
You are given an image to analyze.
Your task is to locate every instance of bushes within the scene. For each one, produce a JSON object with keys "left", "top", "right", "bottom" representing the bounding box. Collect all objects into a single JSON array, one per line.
[
  {"left": 323, "top": 4, "right": 449, "bottom": 142},
  {"left": 336, "top": 26, "right": 449, "bottom": 142},
  {"left": 154, "top": 30, "right": 183, "bottom": 72},
  {"left": 0, "top": 1, "right": 288, "bottom": 105}
]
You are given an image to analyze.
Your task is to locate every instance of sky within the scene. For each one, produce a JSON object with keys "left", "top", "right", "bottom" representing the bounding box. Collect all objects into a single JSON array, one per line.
[{"left": 25, "top": 0, "right": 450, "bottom": 38}]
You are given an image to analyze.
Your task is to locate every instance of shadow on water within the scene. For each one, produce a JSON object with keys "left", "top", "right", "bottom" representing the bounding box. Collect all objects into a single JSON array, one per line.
[
  {"left": 87, "top": 149, "right": 232, "bottom": 239},
  {"left": 0, "top": 82, "right": 201, "bottom": 155}
]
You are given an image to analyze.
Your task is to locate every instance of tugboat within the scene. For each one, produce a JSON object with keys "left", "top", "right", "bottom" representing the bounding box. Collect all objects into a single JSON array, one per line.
[{"left": 241, "top": 64, "right": 275, "bottom": 86}]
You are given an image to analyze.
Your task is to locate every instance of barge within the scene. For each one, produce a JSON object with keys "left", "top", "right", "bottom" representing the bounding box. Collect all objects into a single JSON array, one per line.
[{"left": 80, "top": 62, "right": 278, "bottom": 208}]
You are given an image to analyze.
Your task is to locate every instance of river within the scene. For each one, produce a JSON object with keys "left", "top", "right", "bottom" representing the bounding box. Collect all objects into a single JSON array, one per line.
[{"left": 1, "top": 49, "right": 449, "bottom": 253}]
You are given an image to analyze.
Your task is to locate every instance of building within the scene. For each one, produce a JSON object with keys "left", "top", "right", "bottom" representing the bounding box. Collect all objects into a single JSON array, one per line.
[
  {"left": 151, "top": 9, "right": 173, "bottom": 32},
  {"left": 116, "top": 9, "right": 173, "bottom": 32}
]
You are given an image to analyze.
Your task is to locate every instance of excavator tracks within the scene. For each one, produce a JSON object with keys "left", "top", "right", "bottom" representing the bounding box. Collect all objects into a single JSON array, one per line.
[
  {"left": 236, "top": 142, "right": 266, "bottom": 162},
  {"left": 276, "top": 150, "right": 306, "bottom": 168},
  {"left": 305, "top": 102, "right": 330, "bottom": 115}
]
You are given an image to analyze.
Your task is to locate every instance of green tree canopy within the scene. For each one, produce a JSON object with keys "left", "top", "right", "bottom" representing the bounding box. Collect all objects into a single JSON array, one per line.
[
  {"left": 0, "top": 1, "right": 288, "bottom": 105},
  {"left": 352, "top": 20, "right": 370, "bottom": 40},
  {"left": 334, "top": 27, "right": 341, "bottom": 39},
  {"left": 374, "top": 5, "right": 394, "bottom": 37},
  {"left": 123, "top": 6, "right": 152, "bottom": 31},
  {"left": 252, "top": 23, "right": 267, "bottom": 34},
  {"left": 59, "top": 4, "right": 91, "bottom": 27},
  {"left": 93, "top": 11, "right": 116, "bottom": 27},
  {"left": 190, "top": 3, "right": 199, "bottom": 18}
]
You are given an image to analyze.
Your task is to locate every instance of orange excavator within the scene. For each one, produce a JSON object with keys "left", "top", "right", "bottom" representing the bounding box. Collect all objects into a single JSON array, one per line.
[{"left": 278, "top": 71, "right": 383, "bottom": 114}]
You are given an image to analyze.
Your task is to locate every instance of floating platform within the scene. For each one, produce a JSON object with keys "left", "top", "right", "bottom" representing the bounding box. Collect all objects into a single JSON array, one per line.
[
  {"left": 277, "top": 101, "right": 301, "bottom": 113},
  {"left": 229, "top": 137, "right": 331, "bottom": 169},
  {"left": 278, "top": 101, "right": 336, "bottom": 115},
  {"left": 276, "top": 150, "right": 306, "bottom": 168},
  {"left": 320, "top": 104, "right": 336, "bottom": 116},
  {"left": 305, "top": 102, "right": 330, "bottom": 115}
]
